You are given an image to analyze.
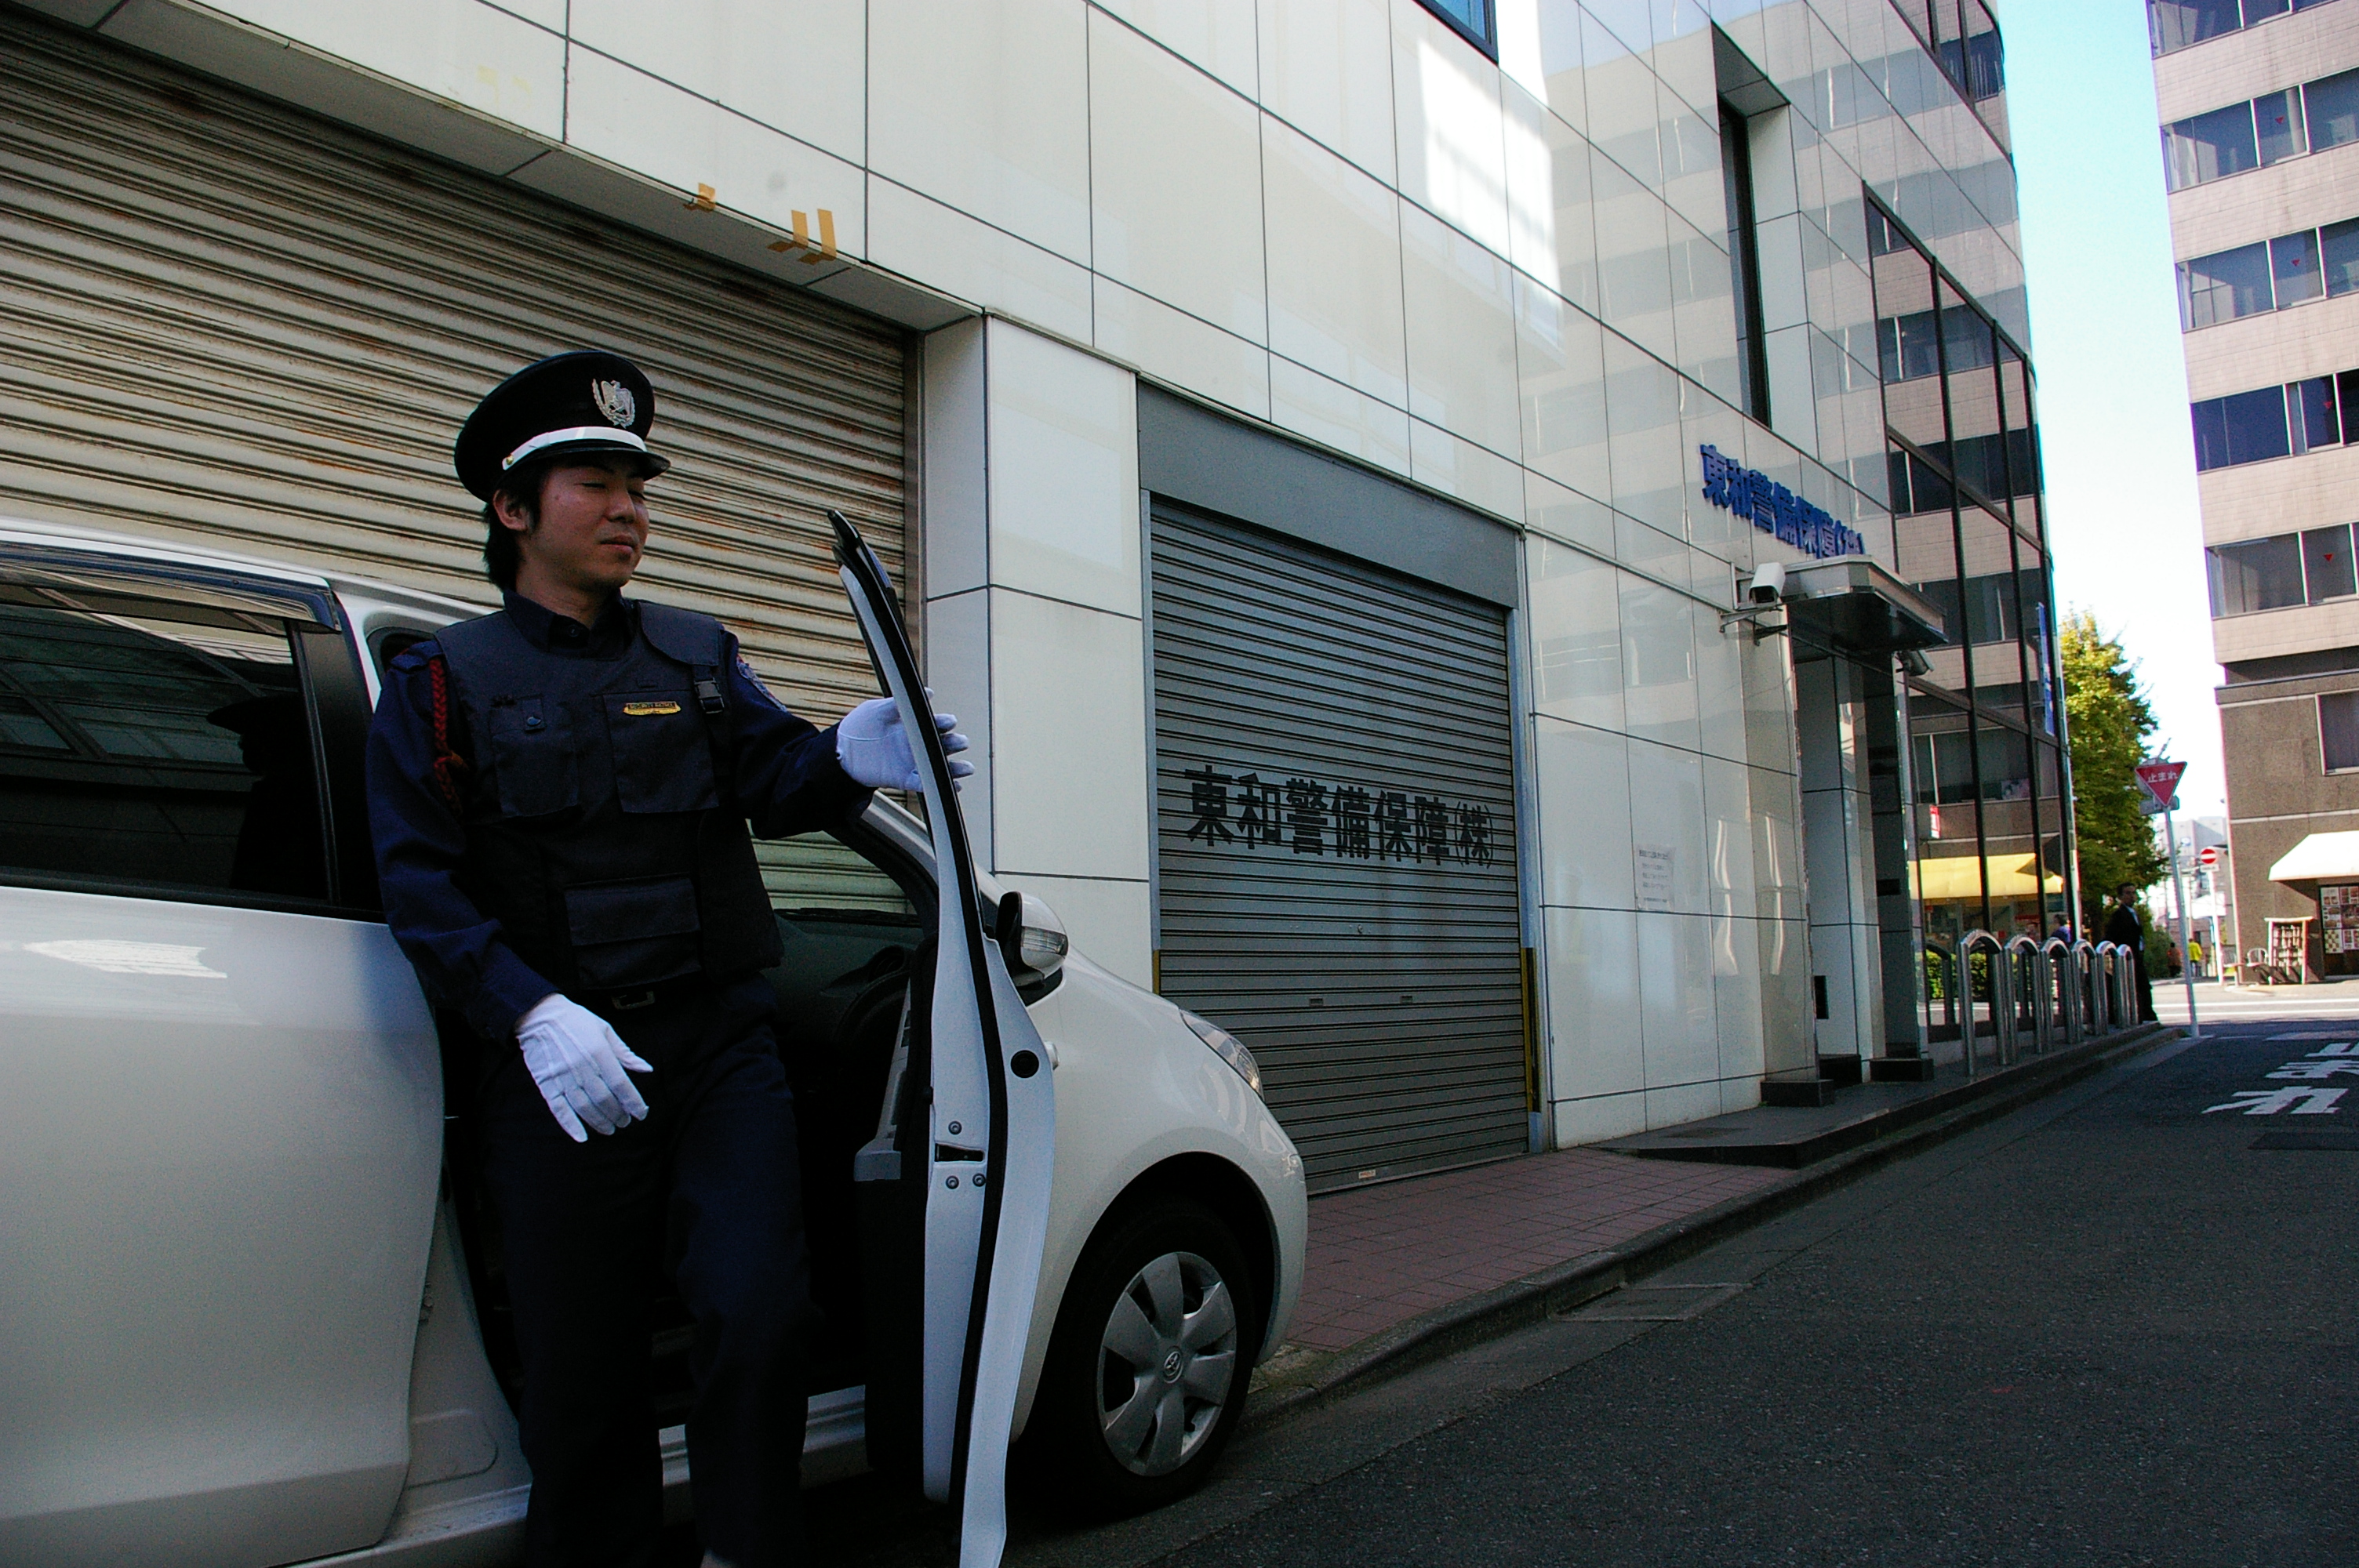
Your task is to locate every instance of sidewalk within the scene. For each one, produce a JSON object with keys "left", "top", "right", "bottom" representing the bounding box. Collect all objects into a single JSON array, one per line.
[
  {"left": 1281, "top": 1151, "right": 1787, "bottom": 1356},
  {"left": 1255, "top": 1022, "right": 2175, "bottom": 1410}
]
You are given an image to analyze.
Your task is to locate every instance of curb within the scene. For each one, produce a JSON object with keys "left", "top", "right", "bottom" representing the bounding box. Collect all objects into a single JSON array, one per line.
[{"left": 1245, "top": 1022, "right": 2181, "bottom": 1431}]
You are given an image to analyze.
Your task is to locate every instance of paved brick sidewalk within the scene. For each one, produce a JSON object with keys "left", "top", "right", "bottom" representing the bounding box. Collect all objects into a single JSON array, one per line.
[{"left": 1283, "top": 1148, "right": 1792, "bottom": 1354}]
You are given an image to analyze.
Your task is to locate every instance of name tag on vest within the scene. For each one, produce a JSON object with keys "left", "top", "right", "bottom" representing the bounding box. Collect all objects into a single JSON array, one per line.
[{"left": 620, "top": 700, "right": 682, "bottom": 717}]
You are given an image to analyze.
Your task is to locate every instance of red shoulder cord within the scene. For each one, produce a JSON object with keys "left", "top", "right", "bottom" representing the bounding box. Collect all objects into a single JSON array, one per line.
[{"left": 425, "top": 655, "right": 470, "bottom": 813}]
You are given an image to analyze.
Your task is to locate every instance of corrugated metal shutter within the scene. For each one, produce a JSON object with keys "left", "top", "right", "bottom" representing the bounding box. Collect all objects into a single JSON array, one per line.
[
  {"left": 1150, "top": 505, "right": 1526, "bottom": 1192},
  {"left": 0, "top": 13, "right": 903, "bottom": 723}
]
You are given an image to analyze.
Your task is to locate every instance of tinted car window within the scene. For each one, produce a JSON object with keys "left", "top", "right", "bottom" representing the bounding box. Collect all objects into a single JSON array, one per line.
[{"left": 0, "top": 584, "right": 329, "bottom": 902}]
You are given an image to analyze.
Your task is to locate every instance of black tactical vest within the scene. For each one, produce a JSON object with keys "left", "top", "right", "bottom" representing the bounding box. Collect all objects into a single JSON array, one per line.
[{"left": 435, "top": 602, "right": 783, "bottom": 996}]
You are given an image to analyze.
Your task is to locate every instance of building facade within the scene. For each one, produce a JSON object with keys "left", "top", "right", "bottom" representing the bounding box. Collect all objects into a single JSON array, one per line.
[
  {"left": 0, "top": 0, "right": 2060, "bottom": 1184},
  {"left": 2154, "top": 0, "right": 2359, "bottom": 978}
]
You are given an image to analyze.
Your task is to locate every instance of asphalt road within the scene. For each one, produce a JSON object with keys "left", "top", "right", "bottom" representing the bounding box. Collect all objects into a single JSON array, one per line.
[{"left": 769, "top": 1019, "right": 2359, "bottom": 1567}]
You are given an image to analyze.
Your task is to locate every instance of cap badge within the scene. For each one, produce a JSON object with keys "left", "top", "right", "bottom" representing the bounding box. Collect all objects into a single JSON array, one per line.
[{"left": 591, "top": 378, "right": 637, "bottom": 428}]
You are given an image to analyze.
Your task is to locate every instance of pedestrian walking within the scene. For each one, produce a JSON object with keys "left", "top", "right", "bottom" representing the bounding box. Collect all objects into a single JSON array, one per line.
[{"left": 2104, "top": 883, "right": 2159, "bottom": 1024}]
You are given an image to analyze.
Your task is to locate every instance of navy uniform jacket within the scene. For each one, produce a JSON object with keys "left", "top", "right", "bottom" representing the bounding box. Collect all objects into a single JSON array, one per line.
[{"left": 367, "top": 591, "right": 869, "bottom": 1041}]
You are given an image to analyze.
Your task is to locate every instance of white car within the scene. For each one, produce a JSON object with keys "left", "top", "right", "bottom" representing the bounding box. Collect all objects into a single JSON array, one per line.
[{"left": 0, "top": 515, "right": 1306, "bottom": 1568}]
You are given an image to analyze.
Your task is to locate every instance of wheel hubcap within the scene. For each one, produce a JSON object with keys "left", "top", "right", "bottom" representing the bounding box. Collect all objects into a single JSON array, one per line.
[{"left": 1095, "top": 1249, "right": 1238, "bottom": 1477}]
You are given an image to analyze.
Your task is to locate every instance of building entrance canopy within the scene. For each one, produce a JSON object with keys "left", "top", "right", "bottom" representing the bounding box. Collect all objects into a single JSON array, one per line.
[
  {"left": 2267, "top": 831, "right": 2359, "bottom": 882},
  {"left": 1782, "top": 557, "right": 1950, "bottom": 655}
]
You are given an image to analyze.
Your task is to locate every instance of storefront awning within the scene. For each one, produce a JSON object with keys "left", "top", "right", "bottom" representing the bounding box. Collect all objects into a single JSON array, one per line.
[
  {"left": 1783, "top": 557, "right": 1948, "bottom": 654},
  {"left": 2268, "top": 831, "right": 2359, "bottom": 882},
  {"left": 1913, "top": 853, "right": 2063, "bottom": 902}
]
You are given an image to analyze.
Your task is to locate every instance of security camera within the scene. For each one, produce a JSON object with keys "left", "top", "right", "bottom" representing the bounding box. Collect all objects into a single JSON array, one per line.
[
  {"left": 1899, "top": 647, "right": 1932, "bottom": 678},
  {"left": 1746, "top": 561, "right": 1787, "bottom": 606}
]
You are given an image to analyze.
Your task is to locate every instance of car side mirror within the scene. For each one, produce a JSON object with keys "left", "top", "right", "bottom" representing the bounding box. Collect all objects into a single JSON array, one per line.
[{"left": 993, "top": 889, "right": 1070, "bottom": 981}]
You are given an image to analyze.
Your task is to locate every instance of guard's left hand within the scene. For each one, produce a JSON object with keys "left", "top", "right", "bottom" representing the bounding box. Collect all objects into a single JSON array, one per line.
[{"left": 838, "top": 695, "right": 972, "bottom": 791}]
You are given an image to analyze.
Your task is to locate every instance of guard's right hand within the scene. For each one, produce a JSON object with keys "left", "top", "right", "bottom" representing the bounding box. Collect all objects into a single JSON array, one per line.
[{"left": 516, "top": 993, "right": 652, "bottom": 1142}]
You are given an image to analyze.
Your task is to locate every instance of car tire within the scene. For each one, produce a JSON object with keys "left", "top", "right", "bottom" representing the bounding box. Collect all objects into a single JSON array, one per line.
[{"left": 1022, "top": 1197, "right": 1260, "bottom": 1518}]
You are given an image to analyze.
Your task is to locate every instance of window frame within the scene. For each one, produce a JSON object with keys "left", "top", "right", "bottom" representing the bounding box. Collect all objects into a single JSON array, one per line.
[
  {"left": 2321, "top": 688, "right": 2359, "bottom": 773},
  {"left": 0, "top": 555, "right": 374, "bottom": 918},
  {"left": 1411, "top": 0, "right": 1496, "bottom": 60}
]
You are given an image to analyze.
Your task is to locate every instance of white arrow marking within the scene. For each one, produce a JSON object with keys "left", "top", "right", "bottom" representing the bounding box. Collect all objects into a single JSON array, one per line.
[{"left": 2205, "top": 1087, "right": 2348, "bottom": 1116}]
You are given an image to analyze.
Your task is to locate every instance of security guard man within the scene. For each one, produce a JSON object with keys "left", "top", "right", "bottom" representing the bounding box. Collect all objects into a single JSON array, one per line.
[{"left": 367, "top": 350, "right": 965, "bottom": 1568}]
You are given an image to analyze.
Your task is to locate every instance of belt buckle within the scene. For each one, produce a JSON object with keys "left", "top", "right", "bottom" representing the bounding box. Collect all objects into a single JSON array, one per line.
[{"left": 610, "top": 988, "right": 658, "bottom": 1012}]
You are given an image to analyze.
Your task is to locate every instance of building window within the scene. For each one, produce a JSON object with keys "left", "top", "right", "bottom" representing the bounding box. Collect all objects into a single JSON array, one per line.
[
  {"left": 1412, "top": 0, "right": 1494, "bottom": 57},
  {"left": 2308, "top": 66, "right": 2359, "bottom": 151},
  {"left": 2257, "top": 88, "right": 2309, "bottom": 163},
  {"left": 2293, "top": 376, "right": 2344, "bottom": 452},
  {"left": 2192, "top": 385, "right": 2293, "bottom": 469},
  {"left": 1721, "top": 102, "right": 1769, "bottom": 423},
  {"left": 2323, "top": 691, "right": 2359, "bottom": 771},
  {"left": 2208, "top": 533, "right": 2310, "bottom": 614},
  {"left": 2161, "top": 66, "right": 2359, "bottom": 191},
  {"left": 1902, "top": 2, "right": 2005, "bottom": 107},
  {"left": 2305, "top": 523, "right": 2359, "bottom": 601},
  {"left": 2179, "top": 241, "right": 2273, "bottom": 328},
  {"left": 2190, "top": 372, "right": 2359, "bottom": 470},
  {"left": 2165, "top": 101, "right": 2263, "bottom": 190},
  {"left": 2177, "top": 220, "right": 2359, "bottom": 329},
  {"left": 2152, "top": 0, "right": 2339, "bottom": 57}
]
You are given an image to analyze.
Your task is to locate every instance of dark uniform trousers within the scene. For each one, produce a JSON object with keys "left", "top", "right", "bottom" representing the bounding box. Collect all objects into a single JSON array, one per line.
[{"left": 475, "top": 973, "right": 812, "bottom": 1568}]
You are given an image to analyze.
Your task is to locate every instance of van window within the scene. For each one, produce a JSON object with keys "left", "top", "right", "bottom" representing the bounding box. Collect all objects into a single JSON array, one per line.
[{"left": 0, "top": 584, "right": 330, "bottom": 903}]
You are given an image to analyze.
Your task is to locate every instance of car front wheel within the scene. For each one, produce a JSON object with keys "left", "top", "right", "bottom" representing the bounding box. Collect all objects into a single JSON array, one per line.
[{"left": 1024, "top": 1198, "right": 1259, "bottom": 1516}]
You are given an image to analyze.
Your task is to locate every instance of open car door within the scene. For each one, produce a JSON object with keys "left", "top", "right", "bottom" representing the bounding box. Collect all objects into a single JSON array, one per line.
[{"left": 831, "top": 511, "right": 1055, "bottom": 1568}]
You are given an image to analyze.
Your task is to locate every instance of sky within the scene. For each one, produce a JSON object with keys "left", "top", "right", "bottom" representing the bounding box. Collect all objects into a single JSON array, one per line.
[{"left": 1996, "top": 0, "right": 2226, "bottom": 818}]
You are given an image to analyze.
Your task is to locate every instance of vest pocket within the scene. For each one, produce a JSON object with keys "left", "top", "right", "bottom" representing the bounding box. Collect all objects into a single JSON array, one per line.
[
  {"left": 486, "top": 697, "right": 578, "bottom": 818},
  {"left": 604, "top": 692, "right": 720, "bottom": 814},
  {"left": 565, "top": 875, "right": 703, "bottom": 989}
]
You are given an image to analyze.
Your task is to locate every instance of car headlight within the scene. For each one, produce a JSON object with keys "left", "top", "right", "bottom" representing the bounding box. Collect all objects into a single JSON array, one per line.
[{"left": 1180, "top": 1009, "right": 1262, "bottom": 1097}]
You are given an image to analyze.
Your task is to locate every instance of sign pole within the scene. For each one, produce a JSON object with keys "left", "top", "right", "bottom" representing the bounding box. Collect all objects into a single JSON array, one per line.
[
  {"left": 2164, "top": 802, "right": 2200, "bottom": 1039},
  {"left": 2136, "top": 758, "right": 2199, "bottom": 1038}
]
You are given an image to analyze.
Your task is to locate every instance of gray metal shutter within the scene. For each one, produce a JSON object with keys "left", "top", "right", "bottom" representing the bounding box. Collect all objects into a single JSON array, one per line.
[
  {"left": 1151, "top": 505, "right": 1526, "bottom": 1192},
  {"left": 0, "top": 13, "right": 903, "bottom": 720}
]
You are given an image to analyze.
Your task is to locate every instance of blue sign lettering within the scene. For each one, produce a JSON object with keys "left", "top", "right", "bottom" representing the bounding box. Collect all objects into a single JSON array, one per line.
[{"left": 1697, "top": 445, "right": 1864, "bottom": 561}]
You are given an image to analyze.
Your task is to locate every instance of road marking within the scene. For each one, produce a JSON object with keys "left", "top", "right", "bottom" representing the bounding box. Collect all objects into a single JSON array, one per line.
[
  {"left": 2269, "top": 1061, "right": 2359, "bottom": 1079},
  {"left": 2271, "top": 1031, "right": 2359, "bottom": 1040},
  {"left": 2306, "top": 1044, "right": 2359, "bottom": 1056},
  {"left": 2205, "top": 1087, "right": 2348, "bottom": 1116}
]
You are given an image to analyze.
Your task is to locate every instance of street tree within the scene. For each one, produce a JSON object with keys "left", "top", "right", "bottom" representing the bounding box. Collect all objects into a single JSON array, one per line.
[{"left": 2059, "top": 610, "right": 2165, "bottom": 923}]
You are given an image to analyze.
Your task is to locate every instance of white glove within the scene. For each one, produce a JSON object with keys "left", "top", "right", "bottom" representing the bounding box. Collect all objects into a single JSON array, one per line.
[
  {"left": 515, "top": 993, "right": 652, "bottom": 1143},
  {"left": 837, "top": 695, "right": 972, "bottom": 791}
]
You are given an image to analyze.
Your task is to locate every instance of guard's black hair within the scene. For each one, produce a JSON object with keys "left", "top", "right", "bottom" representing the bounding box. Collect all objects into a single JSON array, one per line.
[{"left": 481, "top": 455, "right": 559, "bottom": 591}]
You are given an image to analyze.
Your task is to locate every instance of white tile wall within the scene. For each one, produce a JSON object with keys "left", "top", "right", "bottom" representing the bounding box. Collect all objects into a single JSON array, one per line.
[
  {"left": 1258, "top": 0, "right": 1398, "bottom": 183},
  {"left": 984, "top": 322, "right": 1142, "bottom": 616},
  {"left": 1533, "top": 715, "right": 1634, "bottom": 902},
  {"left": 867, "top": 0, "right": 1092, "bottom": 263},
  {"left": 567, "top": 0, "right": 863, "bottom": 162},
  {"left": 565, "top": 49, "right": 863, "bottom": 249},
  {"left": 1269, "top": 357, "right": 1414, "bottom": 474},
  {"left": 1514, "top": 277, "right": 1612, "bottom": 501},
  {"left": 1094, "top": 276, "right": 1272, "bottom": 419},
  {"left": 1410, "top": 418, "right": 1527, "bottom": 522},
  {"left": 1401, "top": 188, "right": 1522, "bottom": 460},
  {"left": 1096, "top": 0, "right": 1260, "bottom": 96},
  {"left": 1546, "top": 903, "right": 1644, "bottom": 1098},
  {"left": 990, "top": 588, "right": 1150, "bottom": 881},
  {"left": 1263, "top": 117, "right": 1409, "bottom": 407},
  {"left": 1391, "top": 0, "right": 1511, "bottom": 256},
  {"left": 203, "top": 0, "right": 566, "bottom": 139},
  {"left": 867, "top": 177, "right": 1094, "bottom": 344},
  {"left": 1089, "top": 11, "right": 1269, "bottom": 340}
]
